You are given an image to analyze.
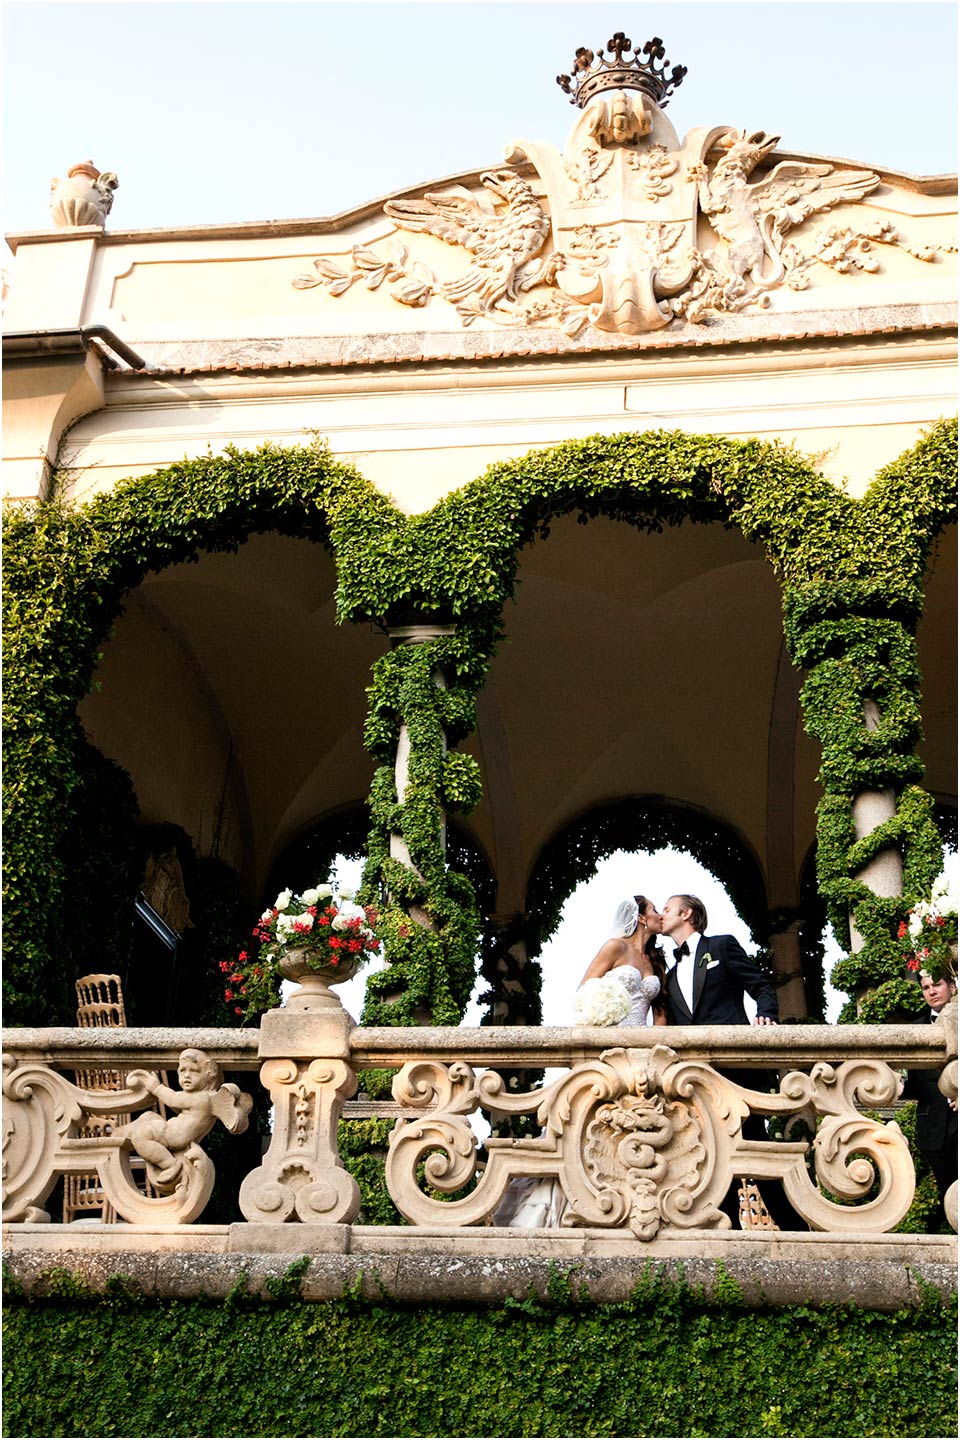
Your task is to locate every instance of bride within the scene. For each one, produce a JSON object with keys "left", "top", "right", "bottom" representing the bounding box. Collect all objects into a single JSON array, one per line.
[
  {"left": 493, "top": 894, "right": 667, "bottom": 1228},
  {"left": 576, "top": 894, "right": 668, "bottom": 1027}
]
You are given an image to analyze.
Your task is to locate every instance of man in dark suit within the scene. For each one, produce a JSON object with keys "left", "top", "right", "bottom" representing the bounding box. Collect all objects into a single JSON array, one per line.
[
  {"left": 660, "top": 892, "right": 791, "bottom": 1227},
  {"left": 903, "top": 972, "right": 957, "bottom": 1231},
  {"left": 660, "top": 893, "right": 779, "bottom": 1027}
]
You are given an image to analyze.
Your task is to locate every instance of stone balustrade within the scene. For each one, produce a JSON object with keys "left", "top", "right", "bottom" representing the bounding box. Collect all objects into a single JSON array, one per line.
[{"left": 3, "top": 1002, "right": 956, "bottom": 1242}]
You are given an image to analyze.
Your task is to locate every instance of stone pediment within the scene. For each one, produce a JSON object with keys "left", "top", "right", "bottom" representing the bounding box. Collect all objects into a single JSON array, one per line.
[
  {"left": 6, "top": 31, "right": 955, "bottom": 371},
  {"left": 284, "top": 143, "right": 954, "bottom": 345}
]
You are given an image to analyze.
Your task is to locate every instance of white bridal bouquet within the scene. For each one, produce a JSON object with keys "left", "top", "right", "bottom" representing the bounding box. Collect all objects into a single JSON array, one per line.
[{"left": 574, "top": 974, "right": 631, "bottom": 1026}]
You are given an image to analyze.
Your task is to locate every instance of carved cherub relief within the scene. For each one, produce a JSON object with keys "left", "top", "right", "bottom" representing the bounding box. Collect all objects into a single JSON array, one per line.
[{"left": 115, "top": 1048, "right": 252, "bottom": 1192}]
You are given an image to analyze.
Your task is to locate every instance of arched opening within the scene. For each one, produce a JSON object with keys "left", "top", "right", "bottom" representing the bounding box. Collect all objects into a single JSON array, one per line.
[{"left": 452, "top": 504, "right": 816, "bottom": 1019}]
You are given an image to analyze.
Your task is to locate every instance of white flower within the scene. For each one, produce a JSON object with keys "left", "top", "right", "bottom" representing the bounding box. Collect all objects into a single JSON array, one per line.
[
  {"left": 908, "top": 911, "right": 924, "bottom": 940},
  {"left": 301, "top": 888, "right": 320, "bottom": 906},
  {"left": 316, "top": 883, "right": 334, "bottom": 899},
  {"left": 276, "top": 912, "right": 298, "bottom": 940},
  {"left": 573, "top": 975, "right": 631, "bottom": 1026},
  {"left": 931, "top": 865, "right": 959, "bottom": 917},
  {"left": 274, "top": 889, "right": 292, "bottom": 912},
  {"left": 261, "top": 909, "right": 274, "bottom": 923},
  {"left": 331, "top": 900, "right": 365, "bottom": 932},
  {"left": 339, "top": 887, "right": 355, "bottom": 901}
]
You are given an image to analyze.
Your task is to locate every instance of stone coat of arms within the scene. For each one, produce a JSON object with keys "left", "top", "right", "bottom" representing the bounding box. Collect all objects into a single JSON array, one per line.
[{"left": 295, "top": 31, "right": 948, "bottom": 336}]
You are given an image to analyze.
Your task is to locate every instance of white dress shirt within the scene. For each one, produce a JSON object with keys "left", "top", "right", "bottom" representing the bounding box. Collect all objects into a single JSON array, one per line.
[{"left": 673, "top": 932, "right": 702, "bottom": 1015}]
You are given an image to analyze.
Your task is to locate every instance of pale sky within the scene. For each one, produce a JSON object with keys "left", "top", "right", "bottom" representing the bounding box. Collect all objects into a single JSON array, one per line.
[
  {"left": 4, "top": 0, "right": 956, "bottom": 1026},
  {"left": 2, "top": 1, "right": 957, "bottom": 245}
]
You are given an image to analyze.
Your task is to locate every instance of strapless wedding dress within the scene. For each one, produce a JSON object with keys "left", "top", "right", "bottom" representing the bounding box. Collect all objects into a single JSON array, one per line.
[{"left": 611, "top": 968, "right": 661, "bottom": 1026}]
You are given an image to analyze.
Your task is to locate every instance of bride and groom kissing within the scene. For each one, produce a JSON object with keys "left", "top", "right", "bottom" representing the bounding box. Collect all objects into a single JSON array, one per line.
[{"left": 578, "top": 891, "right": 779, "bottom": 1029}]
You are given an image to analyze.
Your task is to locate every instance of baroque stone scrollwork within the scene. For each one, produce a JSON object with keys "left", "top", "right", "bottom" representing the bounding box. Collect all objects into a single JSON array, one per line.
[
  {"left": 384, "top": 1045, "right": 916, "bottom": 1236},
  {"left": 286, "top": 31, "right": 954, "bottom": 337},
  {"left": 811, "top": 218, "right": 957, "bottom": 273},
  {"left": 238, "top": 1056, "right": 361, "bottom": 1223},
  {"left": 1, "top": 1049, "right": 251, "bottom": 1224}
]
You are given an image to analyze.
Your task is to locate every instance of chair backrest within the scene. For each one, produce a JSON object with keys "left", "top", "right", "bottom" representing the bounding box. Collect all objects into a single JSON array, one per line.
[{"left": 75, "top": 973, "right": 126, "bottom": 1029}]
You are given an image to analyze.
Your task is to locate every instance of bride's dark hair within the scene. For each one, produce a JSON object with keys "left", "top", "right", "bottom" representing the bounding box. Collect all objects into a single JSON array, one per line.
[{"left": 633, "top": 894, "right": 668, "bottom": 1019}]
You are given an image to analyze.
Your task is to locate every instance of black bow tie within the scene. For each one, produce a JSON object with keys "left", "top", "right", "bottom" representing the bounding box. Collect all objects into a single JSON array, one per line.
[{"left": 673, "top": 942, "right": 690, "bottom": 964}]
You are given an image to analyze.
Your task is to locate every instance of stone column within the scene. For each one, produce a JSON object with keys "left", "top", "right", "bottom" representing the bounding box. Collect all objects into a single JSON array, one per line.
[
  {"left": 849, "top": 701, "right": 904, "bottom": 957},
  {"left": 768, "top": 919, "right": 807, "bottom": 1020},
  {"left": 386, "top": 623, "right": 453, "bottom": 881}
]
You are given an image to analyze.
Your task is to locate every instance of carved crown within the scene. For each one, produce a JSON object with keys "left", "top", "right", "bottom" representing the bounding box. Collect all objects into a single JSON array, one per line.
[{"left": 557, "top": 32, "right": 687, "bottom": 110}]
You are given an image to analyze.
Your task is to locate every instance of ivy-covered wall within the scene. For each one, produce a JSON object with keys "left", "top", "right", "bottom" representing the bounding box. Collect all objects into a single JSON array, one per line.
[
  {"left": 3, "top": 1267, "right": 956, "bottom": 1439},
  {"left": 2, "top": 422, "right": 956, "bottom": 1027}
]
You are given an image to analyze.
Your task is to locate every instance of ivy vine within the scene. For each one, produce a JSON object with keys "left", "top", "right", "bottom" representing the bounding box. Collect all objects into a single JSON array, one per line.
[{"left": 3, "top": 421, "right": 956, "bottom": 1030}]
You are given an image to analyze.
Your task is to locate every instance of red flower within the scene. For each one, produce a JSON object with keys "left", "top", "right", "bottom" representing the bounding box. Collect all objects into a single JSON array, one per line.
[
  {"left": 348, "top": 939, "right": 361, "bottom": 953},
  {"left": 398, "top": 925, "right": 410, "bottom": 938},
  {"left": 897, "top": 921, "right": 908, "bottom": 940},
  {"left": 225, "top": 988, "right": 233, "bottom": 1000},
  {"left": 935, "top": 915, "right": 946, "bottom": 927},
  {"left": 234, "top": 1006, "right": 243, "bottom": 1015},
  {"left": 329, "top": 936, "right": 342, "bottom": 949},
  {"left": 907, "top": 957, "right": 920, "bottom": 972},
  {"left": 238, "top": 951, "right": 249, "bottom": 962}
]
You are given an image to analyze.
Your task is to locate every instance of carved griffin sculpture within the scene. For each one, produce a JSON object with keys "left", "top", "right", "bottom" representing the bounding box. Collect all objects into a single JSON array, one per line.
[
  {"left": 692, "top": 128, "right": 880, "bottom": 291},
  {"left": 383, "top": 170, "right": 550, "bottom": 321}
]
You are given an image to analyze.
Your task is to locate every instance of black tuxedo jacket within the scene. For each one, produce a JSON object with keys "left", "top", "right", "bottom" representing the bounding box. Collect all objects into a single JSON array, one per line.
[
  {"left": 903, "top": 1012, "right": 956, "bottom": 1153},
  {"left": 665, "top": 933, "right": 778, "bottom": 1025}
]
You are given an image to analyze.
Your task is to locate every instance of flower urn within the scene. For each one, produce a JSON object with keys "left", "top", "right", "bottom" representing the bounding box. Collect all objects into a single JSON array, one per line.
[{"left": 278, "top": 947, "right": 361, "bottom": 1011}]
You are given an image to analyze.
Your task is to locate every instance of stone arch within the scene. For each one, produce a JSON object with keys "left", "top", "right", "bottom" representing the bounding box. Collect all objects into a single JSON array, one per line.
[
  {"left": 375, "top": 423, "right": 954, "bottom": 1024},
  {"left": 3, "top": 442, "right": 400, "bottom": 1022}
]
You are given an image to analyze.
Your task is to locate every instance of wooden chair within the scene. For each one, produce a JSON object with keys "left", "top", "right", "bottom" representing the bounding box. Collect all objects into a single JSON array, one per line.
[
  {"left": 737, "top": 1178, "right": 779, "bottom": 1230},
  {"left": 63, "top": 974, "right": 164, "bottom": 1223}
]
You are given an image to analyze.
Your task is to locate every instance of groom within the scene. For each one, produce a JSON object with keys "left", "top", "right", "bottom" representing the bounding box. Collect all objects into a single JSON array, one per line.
[
  {"left": 660, "top": 893, "right": 794, "bottom": 1228},
  {"left": 660, "top": 893, "right": 778, "bottom": 1026}
]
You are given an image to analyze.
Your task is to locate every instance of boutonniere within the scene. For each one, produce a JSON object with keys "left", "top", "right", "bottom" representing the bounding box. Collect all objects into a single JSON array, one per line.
[{"left": 697, "top": 952, "right": 712, "bottom": 970}]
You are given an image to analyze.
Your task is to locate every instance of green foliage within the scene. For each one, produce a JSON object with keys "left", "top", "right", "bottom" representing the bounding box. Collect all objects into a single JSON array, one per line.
[
  {"left": 3, "top": 420, "right": 956, "bottom": 1028},
  {"left": 3, "top": 1275, "right": 956, "bottom": 1438},
  {"left": 1, "top": 441, "right": 395, "bottom": 1023},
  {"left": 337, "top": 1117, "right": 402, "bottom": 1225}
]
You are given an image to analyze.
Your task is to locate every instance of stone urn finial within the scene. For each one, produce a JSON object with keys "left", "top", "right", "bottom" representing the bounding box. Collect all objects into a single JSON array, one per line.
[{"left": 50, "top": 160, "right": 118, "bottom": 228}]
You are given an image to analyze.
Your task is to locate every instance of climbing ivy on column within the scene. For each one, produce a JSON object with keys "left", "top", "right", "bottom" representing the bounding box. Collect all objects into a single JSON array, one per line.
[{"left": 360, "top": 635, "right": 482, "bottom": 1028}]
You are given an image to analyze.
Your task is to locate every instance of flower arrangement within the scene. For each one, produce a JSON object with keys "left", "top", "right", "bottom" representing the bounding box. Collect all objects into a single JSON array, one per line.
[
  {"left": 899, "top": 867, "right": 958, "bottom": 985},
  {"left": 573, "top": 974, "right": 631, "bottom": 1026},
  {"left": 221, "top": 881, "right": 381, "bottom": 1021}
]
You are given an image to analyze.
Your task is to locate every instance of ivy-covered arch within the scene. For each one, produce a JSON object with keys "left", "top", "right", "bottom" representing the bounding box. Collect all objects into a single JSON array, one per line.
[
  {"left": 4, "top": 421, "right": 957, "bottom": 1029},
  {"left": 2, "top": 441, "right": 401, "bottom": 1021},
  {"left": 526, "top": 797, "right": 769, "bottom": 947},
  {"left": 353, "top": 422, "right": 957, "bottom": 1026}
]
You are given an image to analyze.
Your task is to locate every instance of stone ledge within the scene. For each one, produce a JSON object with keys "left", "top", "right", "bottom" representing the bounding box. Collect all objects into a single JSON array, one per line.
[{"left": 4, "top": 1226, "right": 955, "bottom": 1309}]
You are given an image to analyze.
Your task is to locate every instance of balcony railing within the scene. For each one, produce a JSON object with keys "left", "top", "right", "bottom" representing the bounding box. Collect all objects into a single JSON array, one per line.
[{"left": 4, "top": 996, "right": 956, "bottom": 1240}]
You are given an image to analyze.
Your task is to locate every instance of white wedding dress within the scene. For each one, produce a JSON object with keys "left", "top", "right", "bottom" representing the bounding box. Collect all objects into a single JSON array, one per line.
[
  {"left": 493, "top": 970, "right": 661, "bottom": 1228},
  {"left": 611, "top": 967, "right": 661, "bottom": 1026}
]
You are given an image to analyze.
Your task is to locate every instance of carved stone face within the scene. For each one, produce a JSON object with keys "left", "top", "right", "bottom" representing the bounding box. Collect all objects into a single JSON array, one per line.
[{"left": 178, "top": 1057, "right": 204, "bottom": 1091}]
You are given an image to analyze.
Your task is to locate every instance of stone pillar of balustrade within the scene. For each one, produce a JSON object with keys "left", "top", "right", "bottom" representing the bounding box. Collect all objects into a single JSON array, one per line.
[{"left": 238, "top": 981, "right": 361, "bottom": 1224}]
